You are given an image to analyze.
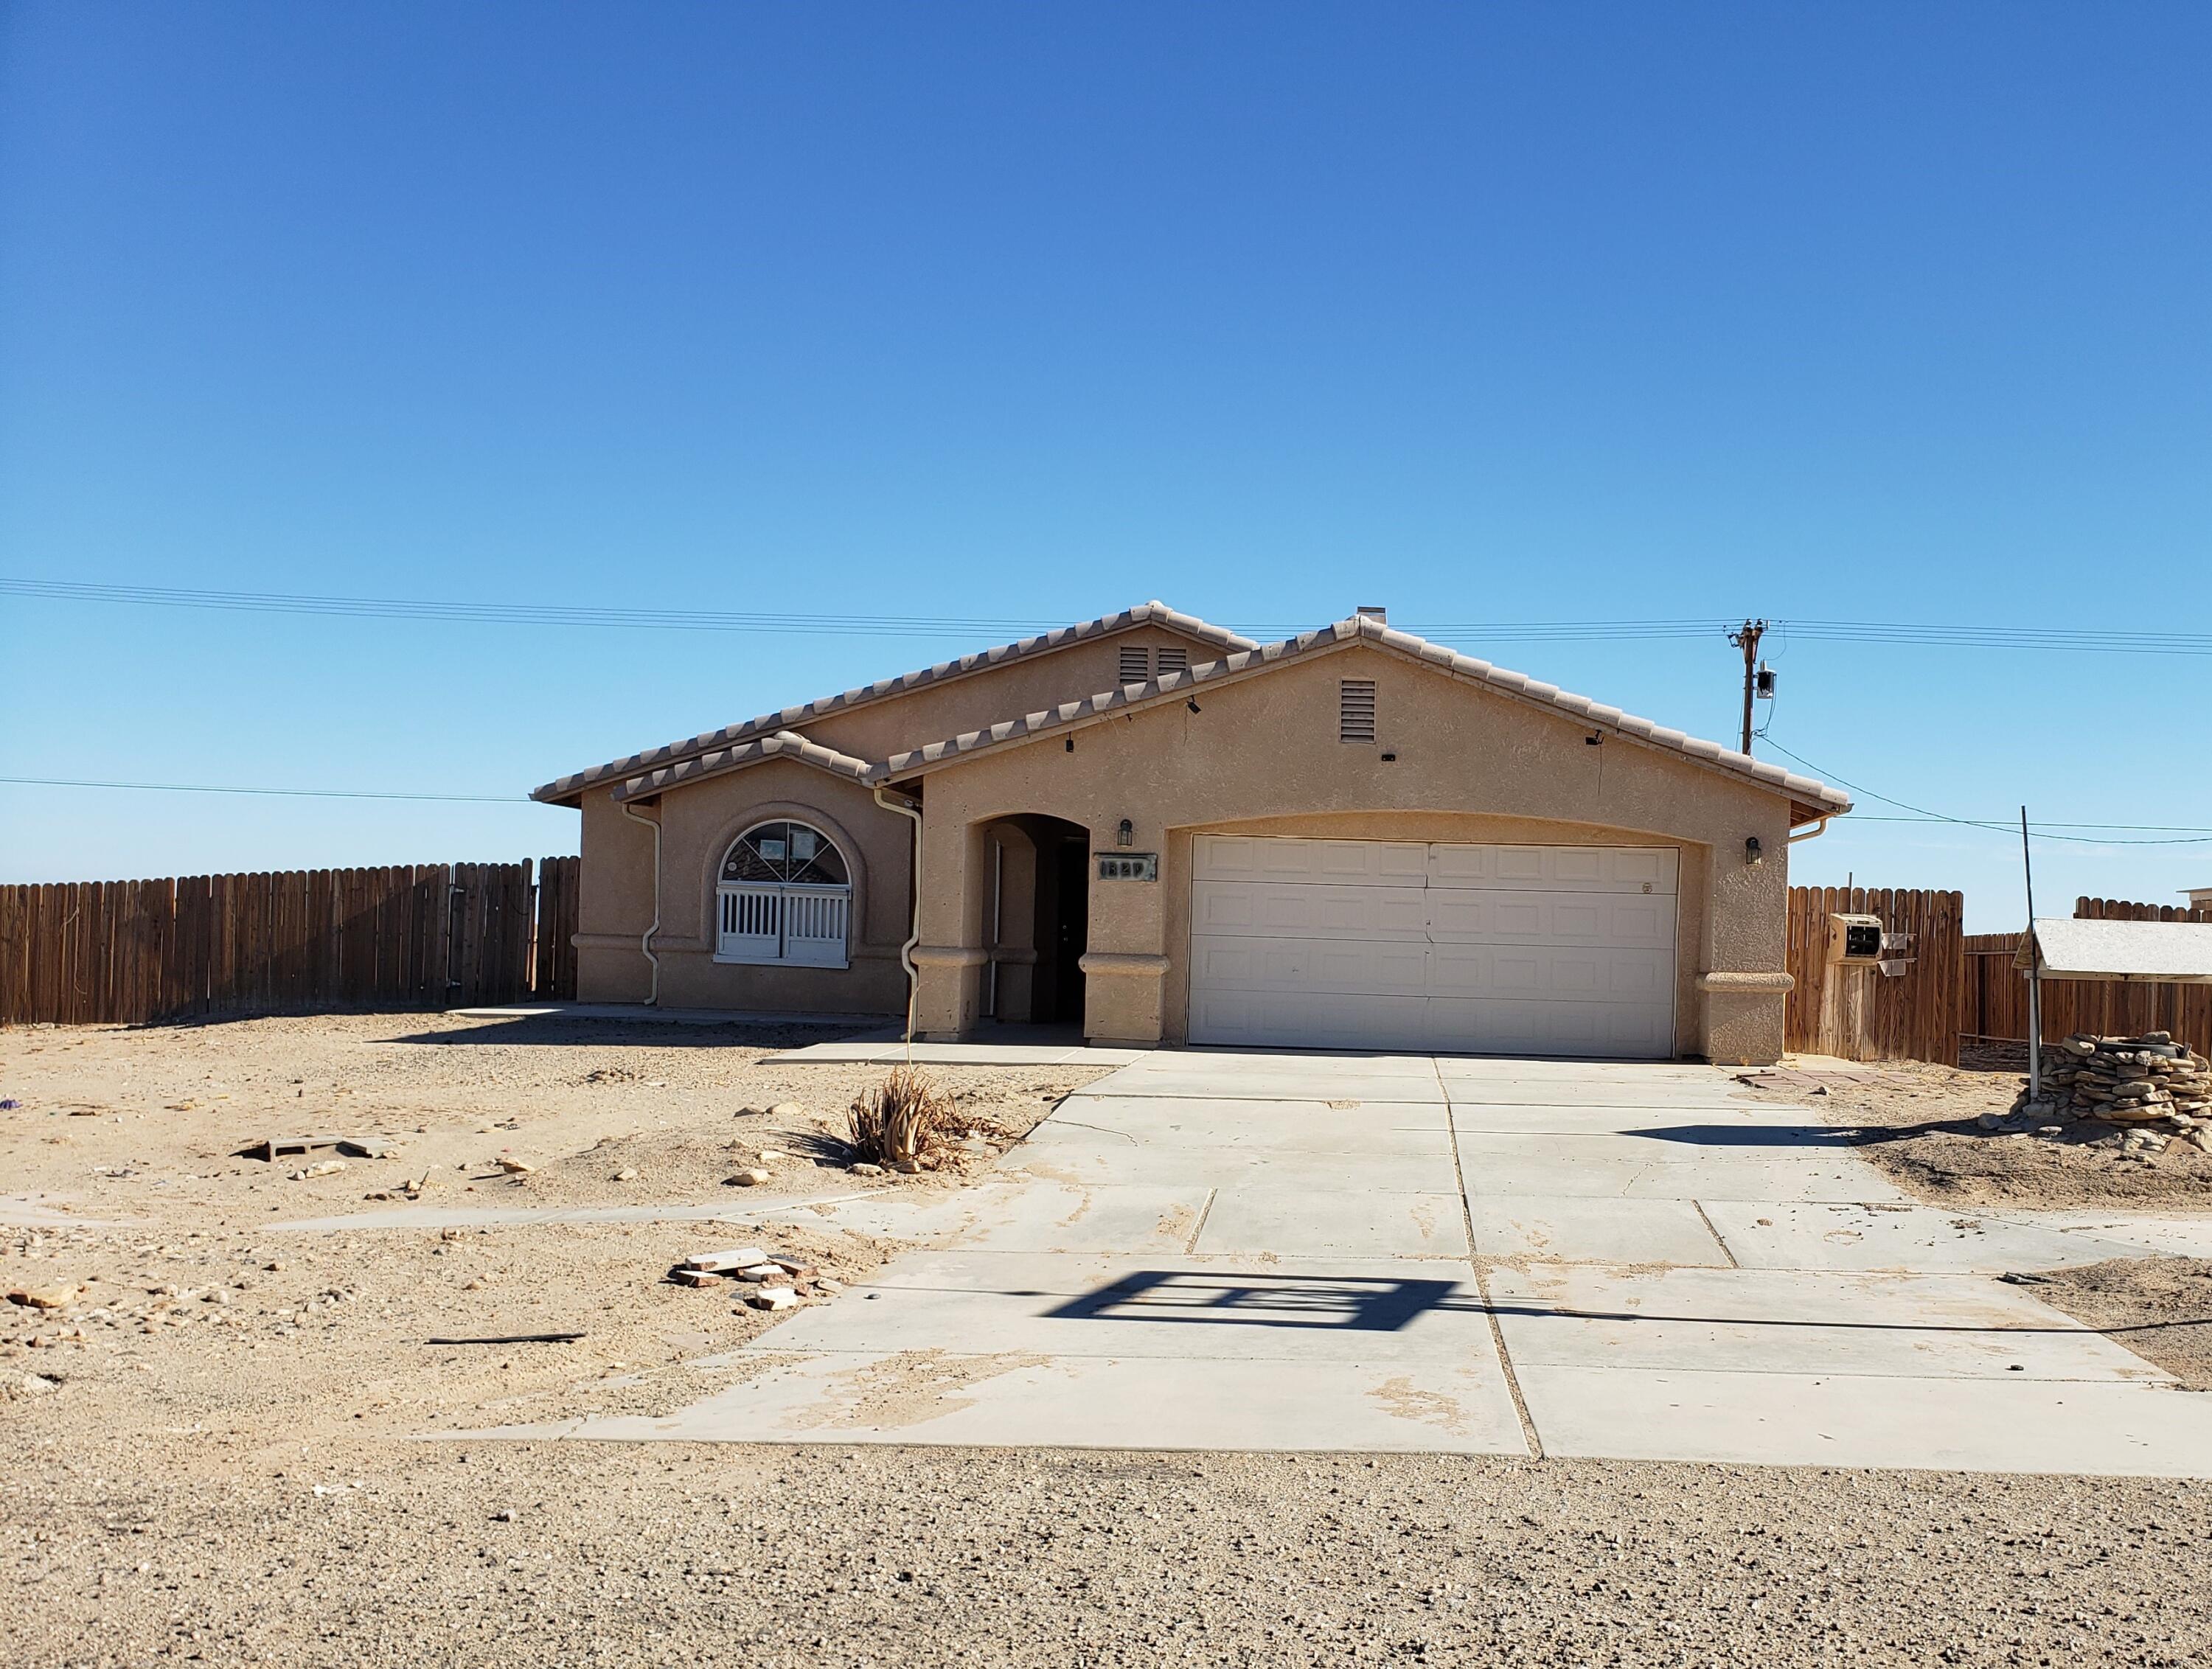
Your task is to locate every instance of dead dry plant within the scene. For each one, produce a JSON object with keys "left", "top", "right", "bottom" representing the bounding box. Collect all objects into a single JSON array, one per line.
[{"left": 844, "top": 1065, "right": 956, "bottom": 1167}]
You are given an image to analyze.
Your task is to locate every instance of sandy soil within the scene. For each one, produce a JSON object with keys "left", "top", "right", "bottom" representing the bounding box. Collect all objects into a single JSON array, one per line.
[
  {"left": 9, "top": 1017, "right": 2212, "bottom": 1666},
  {"left": 2023, "top": 1257, "right": 2212, "bottom": 1393},
  {"left": 1738, "top": 1056, "right": 2212, "bottom": 1211},
  {"left": 0, "top": 1011, "right": 1105, "bottom": 1440}
]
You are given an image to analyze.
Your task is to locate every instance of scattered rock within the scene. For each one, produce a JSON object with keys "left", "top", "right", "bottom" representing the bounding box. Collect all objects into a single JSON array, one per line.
[
  {"left": 7, "top": 1284, "right": 80, "bottom": 1311},
  {"left": 728, "top": 1168, "right": 773, "bottom": 1188},
  {"left": 2014, "top": 1034, "right": 2212, "bottom": 1140},
  {"left": 613, "top": 1167, "right": 640, "bottom": 1182},
  {"left": 849, "top": 1163, "right": 886, "bottom": 1178},
  {"left": 768, "top": 1103, "right": 804, "bottom": 1120},
  {"left": 288, "top": 1160, "right": 346, "bottom": 1180},
  {"left": 2, "top": 1371, "right": 60, "bottom": 1400},
  {"left": 681, "top": 1247, "right": 766, "bottom": 1273},
  {"left": 496, "top": 1159, "right": 534, "bottom": 1175}
]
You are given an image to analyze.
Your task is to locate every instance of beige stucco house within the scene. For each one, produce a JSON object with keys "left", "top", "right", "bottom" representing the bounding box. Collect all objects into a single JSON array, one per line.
[{"left": 532, "top": 602, "right": 1849, "bottom": 1063}]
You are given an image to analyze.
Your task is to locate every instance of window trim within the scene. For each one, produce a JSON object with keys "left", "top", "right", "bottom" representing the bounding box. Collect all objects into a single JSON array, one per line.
[{"left": 714, "top": 818, "right": 854, "bottom": 968}]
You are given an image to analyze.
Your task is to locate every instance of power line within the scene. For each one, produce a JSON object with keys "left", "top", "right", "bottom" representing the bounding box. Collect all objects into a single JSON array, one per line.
[
  {"left": 1762, "top": 742, "right": 2212, "bottom": 846},
  {"left": 13, "top": 576, "right": 2212, "bottom": 655},
  {"left": 0, "top": 776, "right": 524, "bottom": 804}
]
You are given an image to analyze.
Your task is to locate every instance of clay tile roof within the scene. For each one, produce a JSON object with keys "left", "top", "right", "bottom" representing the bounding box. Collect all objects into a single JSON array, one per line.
[
  {"left": 878, "top": 614, "right": 1852, "bottom": 817},
  {"left": 530, "top": 601, "right": 1255, "bottom": 805},
  {"left": 612, "top": 730, "right": 880, "bottom": 804}
]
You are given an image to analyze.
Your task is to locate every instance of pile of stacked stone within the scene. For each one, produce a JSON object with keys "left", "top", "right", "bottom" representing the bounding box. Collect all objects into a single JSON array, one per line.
[{"left": 2020, "top": 1031, "right": 2212, "bottom": 1130}]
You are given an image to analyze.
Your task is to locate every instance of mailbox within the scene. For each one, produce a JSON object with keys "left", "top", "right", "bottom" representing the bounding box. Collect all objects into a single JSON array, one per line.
[{"left": 1827, "top": 914, "right": 1885, "bottom": 965}]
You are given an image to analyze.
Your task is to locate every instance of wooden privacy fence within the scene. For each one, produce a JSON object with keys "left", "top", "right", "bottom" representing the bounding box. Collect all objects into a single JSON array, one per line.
[
  {"left": 1784, "top": 887, "right": 1966, "bottom": 1065},
  {"left": 1959, "top": 896, "right": 2212, "bottom": 1059},
  {"left": 0, "top": 856, "right": 580, "bottom": 1026}
]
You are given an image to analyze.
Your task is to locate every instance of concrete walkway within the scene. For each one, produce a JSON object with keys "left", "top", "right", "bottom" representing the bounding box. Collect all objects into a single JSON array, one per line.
[{"left": 459, "top": 1048, "right": 2212, "bottom": 1475}]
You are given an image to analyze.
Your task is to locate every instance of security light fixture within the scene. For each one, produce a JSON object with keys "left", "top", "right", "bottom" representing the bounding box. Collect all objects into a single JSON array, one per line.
[
  {"left": 1745, "top": 836, "right": 1764, "bottom": 867},
  {"left": 1116, "top": 819, "right": 1134, "bottom": 848}
]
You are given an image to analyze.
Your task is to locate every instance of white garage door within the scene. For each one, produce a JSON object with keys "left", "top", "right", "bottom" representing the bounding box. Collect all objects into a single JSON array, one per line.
[{"left": 1187, "top": 835, "right": 1678, "bottom": 1058}]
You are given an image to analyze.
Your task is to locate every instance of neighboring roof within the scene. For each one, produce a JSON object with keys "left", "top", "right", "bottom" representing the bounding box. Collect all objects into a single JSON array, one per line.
[
  {"left": 613, "top": 730, "right": 878, "bottom": 804},
  {"left": 532, "top": 601, "right": 1255, "bottom": 806},
  {"left": 876, "top": 614, "right": 1851, "bottom": 820},
  {"left": 2016, "top": 918, "right": 2212, "bottom": 983}
]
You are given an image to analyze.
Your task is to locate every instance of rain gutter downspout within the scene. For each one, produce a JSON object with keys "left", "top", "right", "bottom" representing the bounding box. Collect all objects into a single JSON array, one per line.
[
  {"left": 872, "top": 782, "right": 924, "bottom": 1052},
  {"left": 620, "top": 798, "right": 661, "bottom": 1006},
  {"left": 1789, "top": 815, "right": 1832, "bottom": 845}
]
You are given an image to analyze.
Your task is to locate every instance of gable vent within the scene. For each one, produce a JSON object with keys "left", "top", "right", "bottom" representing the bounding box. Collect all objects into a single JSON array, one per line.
[
  {"left": 1339, "top": 679, "right": 1377, "bottom": 743},
  {"left": 1156, "top": 645, "right": 1188, "bottom": 676},
  {"left": 1118, "top": 646, "right": 1150, "bottom": 684}
]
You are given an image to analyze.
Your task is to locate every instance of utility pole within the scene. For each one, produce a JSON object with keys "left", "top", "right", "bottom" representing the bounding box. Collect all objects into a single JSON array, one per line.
[
  {"left": 1728, "top": 620, "right": 1767, "bottom": 755},
  {"left": 2022, "top": 806, "right": 2044, "bottom": 1107}
]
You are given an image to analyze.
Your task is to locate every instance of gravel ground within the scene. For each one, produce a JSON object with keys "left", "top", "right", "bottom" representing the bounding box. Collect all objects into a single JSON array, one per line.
[
  {"left": 8, "top": 1440, "right": 2212, "bottom": 1668},
  {"left": 1739, "top": 1057, "right": 2212, "bottom": 1210},
  {"left": 9, "top": 1017, "right": 2212, "bottom": 1666}
]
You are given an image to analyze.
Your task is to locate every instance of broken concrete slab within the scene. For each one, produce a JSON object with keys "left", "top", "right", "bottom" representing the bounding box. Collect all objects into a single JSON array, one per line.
[
  {"left": 1193, "top": 1188, "right": 1467, "bottom": 1259},
  {"left": 1486, "top": 1263, "right": 2169, "bottom": 1381},
  {"left": 1515, "top": 1365, "right": 2212, "bottom": 1476},
  {"left": 1696, "top": 1201, "right": 2151, "bottom": 1275},
  {"left": 529, "top": 1348, "right": 1530, "bottom": 1454},
  {"left": 1470, "top": 1194, "right": 1732, "bottom": 1267}
]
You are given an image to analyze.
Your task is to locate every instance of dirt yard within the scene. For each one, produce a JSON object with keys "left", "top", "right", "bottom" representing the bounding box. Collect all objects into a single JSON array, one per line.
[
  {"left": 2022, "top": 1256, "right": 2212, "bottom": 1393},
  {"left": 9, "top": 1016, "right": 2212, "bottom": 1666},
  {"left": 0, "top": 1012, "right": 1106, "bottom": 1440},
  {"left": 1739, "top": 1056, "right": 2212, "bottom": 1211}
]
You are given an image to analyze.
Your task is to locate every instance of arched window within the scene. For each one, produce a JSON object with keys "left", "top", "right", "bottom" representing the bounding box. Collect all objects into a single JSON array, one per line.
[{"left": 715, "top": 820, "right": 852, "bottom": 968}]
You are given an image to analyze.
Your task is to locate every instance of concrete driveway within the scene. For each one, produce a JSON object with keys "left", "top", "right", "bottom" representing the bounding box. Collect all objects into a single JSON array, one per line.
[{"left": 484, "top": 1047, "right": 2212, "bottom": 1475}]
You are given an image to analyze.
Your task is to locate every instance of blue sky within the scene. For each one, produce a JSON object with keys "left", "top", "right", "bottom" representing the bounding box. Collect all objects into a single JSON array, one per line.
[{"left": 2, "top": 3, "right": 2207, "bottom": 930}]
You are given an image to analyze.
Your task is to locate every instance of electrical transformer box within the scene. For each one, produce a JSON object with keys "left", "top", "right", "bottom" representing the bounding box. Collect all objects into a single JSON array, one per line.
[{"left": 1827, "top": 914, "right": 1885, "bottom": 964}]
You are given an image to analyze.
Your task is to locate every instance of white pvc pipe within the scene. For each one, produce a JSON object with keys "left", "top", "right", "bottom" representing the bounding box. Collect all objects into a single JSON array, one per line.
[
  {"left": 872, "top": 783, "right": 924, "bottom": 1049},
  {"left": 619, "top": 798, "right": 661, "bottom": 1006}
]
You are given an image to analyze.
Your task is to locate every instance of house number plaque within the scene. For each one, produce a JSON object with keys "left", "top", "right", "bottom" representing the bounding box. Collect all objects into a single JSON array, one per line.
[{"left": 1096, "top": 852, "right": 1158, "bottom": 882}]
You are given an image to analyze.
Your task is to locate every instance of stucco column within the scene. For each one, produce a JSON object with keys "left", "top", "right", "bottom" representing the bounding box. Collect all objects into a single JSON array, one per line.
[
  {"left": 910, "top": 816, "right": 989, "bottom": 1039},
  {"left": 1079, "top": 821, "right": 1169, "bottom": 1045},
  {"left": 1694, "top": 812, "right": 1794, "bottom": 1065}
]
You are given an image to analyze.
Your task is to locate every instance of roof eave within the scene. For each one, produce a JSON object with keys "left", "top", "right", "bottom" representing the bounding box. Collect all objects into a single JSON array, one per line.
[
  {"left": 529, "top": 600, "right": 1253, "bottom": 802},
  {"left": 883, "top": 619, "right": 1852, "bottom": 817}
]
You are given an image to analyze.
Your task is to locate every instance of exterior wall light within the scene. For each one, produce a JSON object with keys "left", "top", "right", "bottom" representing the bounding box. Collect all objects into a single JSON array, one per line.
[
  {"left": 1745, "top": 836, "right": 1763, "bottom": 867},
  {"left": 1116, "top": 819, "right": 1135, "bottom": 848}
]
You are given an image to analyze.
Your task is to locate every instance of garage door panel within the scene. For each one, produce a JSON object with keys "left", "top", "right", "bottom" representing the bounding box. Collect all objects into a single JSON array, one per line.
[
  {"left": 1427, "top": 997, "right": 1673, "bottom": 1059},
  {"left": 1192, "top": 880, "right": 1427, "bottom": 938},
  {"left": 1189, "top": 990, "right": 1435, "bottom": 1053},
  {"left": 1428, "top": 943, "right": 1674, "bottom": 1003},
  {"left": 1195, "top": 836, "right": 1427, "bottom": 887},
  {"left": 1425, "top": 889, "right": 1674, "bottom": 947},
  {"left": 1192, "top": 935, "right": 1430, "bottom": 997},
  {"left": 1429, "top": 843, "right": 1677, "bottom": 895},
  {"left": 1188, "top": 836, "right": 1677, "bottom": 1058}
]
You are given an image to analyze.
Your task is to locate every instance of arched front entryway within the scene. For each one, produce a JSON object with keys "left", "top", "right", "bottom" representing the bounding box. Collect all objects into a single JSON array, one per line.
[{"left": 980, "top": 814, "right": 1091, "bottom": 1026}]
